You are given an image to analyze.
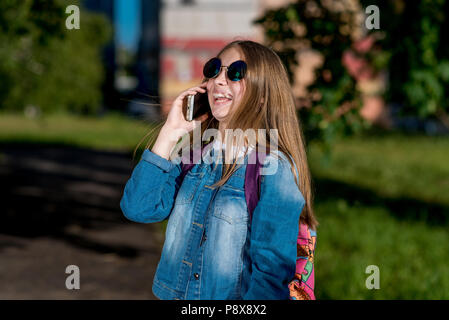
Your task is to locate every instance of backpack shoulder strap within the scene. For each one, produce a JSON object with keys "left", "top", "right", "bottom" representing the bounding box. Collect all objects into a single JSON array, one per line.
[
  {"left": 245, "top": 148, "right": 268, "bottom": 222},
  {"left": 245, "top": 149, "right": 317, "bottom": 300},
  {"left": 245, "top": 150, "right": 303, "bottom": 222}
]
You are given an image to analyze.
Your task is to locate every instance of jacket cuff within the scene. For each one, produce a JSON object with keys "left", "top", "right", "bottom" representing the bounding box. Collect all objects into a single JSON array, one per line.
[{"left": 141, "top": 149, "right": 175, "bottom": 172}]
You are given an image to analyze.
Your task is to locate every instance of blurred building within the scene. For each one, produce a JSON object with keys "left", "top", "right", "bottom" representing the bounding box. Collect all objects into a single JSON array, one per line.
[
  {"left": 83, "top": 0, "right": 118, "bottom": 111},
  {"left": 160, "top": 0, "right": 265, "bottom": 114},
  {"left": 83, "top": 0, "right": 161, "bottom": 115},
  {"left": 159, "top": 0, "right": 390, "bottom": 127},
  {"left": 82, "top": 0, "right": 389, "bottom": 126},
  {"left": 136, "top": 0, "right": 161, "bottom": 100}
]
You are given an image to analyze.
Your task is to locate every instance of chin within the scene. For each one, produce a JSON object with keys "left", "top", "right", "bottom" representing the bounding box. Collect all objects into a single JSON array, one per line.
[
  {"left": 212, "top": 107, "right": 231, "bottom": 119},
  {"left": 211, "top": 113, "right": 228, "bottom": 123}
]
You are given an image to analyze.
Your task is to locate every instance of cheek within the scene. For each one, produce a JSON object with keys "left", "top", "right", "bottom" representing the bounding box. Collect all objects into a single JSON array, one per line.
[
  {"left": 206, "top": 80, "right": 213, "bottom": 91},
  {"left": 231, "top": 83, "right": 245, "bottom": 105}
]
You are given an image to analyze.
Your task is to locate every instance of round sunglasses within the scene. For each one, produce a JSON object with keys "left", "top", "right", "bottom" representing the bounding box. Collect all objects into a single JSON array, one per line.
[{"left": 203, "top": 57, "right": 247, "bottom": 82}]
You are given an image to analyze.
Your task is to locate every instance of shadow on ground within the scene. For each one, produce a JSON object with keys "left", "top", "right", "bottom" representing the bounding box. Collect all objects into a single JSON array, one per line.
[
  {"left": 313, "top": 177, "right": 449, "bottom": 226},
  {"left": 0, "top": 142, "right": 164, "bottom": 299}
]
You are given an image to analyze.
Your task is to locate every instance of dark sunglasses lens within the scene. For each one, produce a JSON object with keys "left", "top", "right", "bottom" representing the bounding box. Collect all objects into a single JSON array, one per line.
[
  {"left": 203, "top": 58, "right": 221, "bottom": 78},
  {"left": 227, "top": 60, "right": 246, "bottom": 81}
]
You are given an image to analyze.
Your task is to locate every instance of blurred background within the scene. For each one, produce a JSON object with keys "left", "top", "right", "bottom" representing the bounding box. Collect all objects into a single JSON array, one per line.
[{"left": 0, "top": 0, "right": 448, "bottom": 299}]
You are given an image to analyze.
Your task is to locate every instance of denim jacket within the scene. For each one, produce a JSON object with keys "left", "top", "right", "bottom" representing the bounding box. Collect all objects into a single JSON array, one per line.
[{"left": 120, "top": 144, "right": 305, "bottom": 300}]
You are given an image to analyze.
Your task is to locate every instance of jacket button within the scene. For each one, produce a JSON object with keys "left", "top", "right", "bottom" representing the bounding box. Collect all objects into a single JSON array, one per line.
[{"left": 194, "top": 273, "right": 199, "bottom": 280}]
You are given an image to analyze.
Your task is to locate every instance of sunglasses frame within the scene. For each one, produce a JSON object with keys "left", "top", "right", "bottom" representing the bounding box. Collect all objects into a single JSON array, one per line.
[{"left": 203, "top": 57, "right": 247, "bottom": 82}]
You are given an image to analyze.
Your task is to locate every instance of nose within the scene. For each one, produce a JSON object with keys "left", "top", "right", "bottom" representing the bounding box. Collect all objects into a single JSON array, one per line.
[{"left": 213, "top": 67, "right": 227, "bottom": 86}]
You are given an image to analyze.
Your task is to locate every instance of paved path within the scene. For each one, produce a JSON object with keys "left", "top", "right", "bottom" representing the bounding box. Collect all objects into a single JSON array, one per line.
[{"left": 0, "top": 144, "right": 164, "bottom": 299}]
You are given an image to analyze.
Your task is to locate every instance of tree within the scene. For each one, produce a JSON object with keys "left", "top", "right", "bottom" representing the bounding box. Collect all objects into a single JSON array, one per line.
[
  {"left": 255, "top": 0, "right": 449, "bottom": 147},
  {"left": 255, "top": 0, "right": 372, "bottom": 148},
  {"left": 0, "top": 0, "right": 111, "bottom": 115},
  {"left": 361, "top": 0, "right": 449, "bottom": 128}
]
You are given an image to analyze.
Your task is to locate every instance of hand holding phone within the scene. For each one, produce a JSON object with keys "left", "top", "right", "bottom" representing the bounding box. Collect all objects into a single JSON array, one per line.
[
  {"left": 163, "top": 83, "right": 210, "bottom": 138},
  {"left": 182, "top": 92, "right": 211, "bottom": 122}
]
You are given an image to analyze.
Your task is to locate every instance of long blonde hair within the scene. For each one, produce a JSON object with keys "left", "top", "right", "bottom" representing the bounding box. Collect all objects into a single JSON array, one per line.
[{"left": 147, "top": 40, "right": 318, "bottom": 230}]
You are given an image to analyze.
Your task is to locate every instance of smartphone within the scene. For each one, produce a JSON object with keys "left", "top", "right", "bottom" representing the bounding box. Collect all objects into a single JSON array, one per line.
[{"left": 182, "top": 92, "right": 211, "bottom": 122}]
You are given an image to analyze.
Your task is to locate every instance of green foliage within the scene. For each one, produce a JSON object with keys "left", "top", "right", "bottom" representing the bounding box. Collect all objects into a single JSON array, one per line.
[
  {"left": 255, "top": 0, "right": 370, "bottom": 146},
  {"left": 0, "top": 0, "right": 111, "bottom": 115},
  {"left": 361, "top": 0, "right": 449, "bottom": 121},
  {"left": 256, "top": 0, "right": 449, "bottom": 146}
]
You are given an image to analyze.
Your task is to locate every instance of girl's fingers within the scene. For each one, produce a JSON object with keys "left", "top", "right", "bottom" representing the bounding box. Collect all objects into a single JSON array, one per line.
[
  {"left": 177, "top": 88, "right": 206, "bottom": 102},
  {"left": 189, "top": 88, "right": 206, "bottom": 94},
  {"left": 187, "top": 84, "right": 207, "bottom": 94},
  {"left": 170, "top": 85, "right": 208, "bottom": 127}
]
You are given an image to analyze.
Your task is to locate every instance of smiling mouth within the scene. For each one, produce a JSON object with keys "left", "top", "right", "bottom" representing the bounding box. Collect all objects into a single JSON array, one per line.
[{"left": 213, "top": 93, "right": 233, "bottom": 106}]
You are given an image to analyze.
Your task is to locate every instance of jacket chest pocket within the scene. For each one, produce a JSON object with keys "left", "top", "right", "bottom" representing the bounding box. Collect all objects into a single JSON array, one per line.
[
  {"left": 213, "top": 185, "right": 249, "bottom": 225},
  {"left": 175, "top": 171, "right": 204, "bottom": 204}
]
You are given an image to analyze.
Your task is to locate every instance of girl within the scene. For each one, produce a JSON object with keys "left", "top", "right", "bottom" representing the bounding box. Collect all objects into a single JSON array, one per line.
[{"left": 120, "top": 40, "right": 318, "bottom": 300}]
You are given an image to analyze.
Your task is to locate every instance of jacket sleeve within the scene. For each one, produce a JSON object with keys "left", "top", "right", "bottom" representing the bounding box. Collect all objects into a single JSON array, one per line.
[
  {"left": 120, "top": 149, "right": 182, "bottom": 223},
  {"left": 242, "top": 152, "right": 305, "bottom": 300}
]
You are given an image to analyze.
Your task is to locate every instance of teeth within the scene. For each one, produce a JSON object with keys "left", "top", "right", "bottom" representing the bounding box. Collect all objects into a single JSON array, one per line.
[{"left": 213, "top": 93, "right": 233, "bottom": 99}]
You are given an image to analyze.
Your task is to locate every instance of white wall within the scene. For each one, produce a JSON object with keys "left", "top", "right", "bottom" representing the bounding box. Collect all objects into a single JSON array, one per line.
[{"left": 162, "top": 0, "right": 262, "bottom": 39}]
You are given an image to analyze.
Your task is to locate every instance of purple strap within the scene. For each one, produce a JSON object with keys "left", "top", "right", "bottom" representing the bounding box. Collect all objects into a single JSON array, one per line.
[{"left": 245, "top": 149, "right": 268, "bottom": 221}]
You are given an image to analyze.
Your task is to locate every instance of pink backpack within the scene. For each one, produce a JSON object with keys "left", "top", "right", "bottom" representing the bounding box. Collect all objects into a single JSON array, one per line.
[{"left": 180, "top": 142, "right": 317, "bottom": 300}]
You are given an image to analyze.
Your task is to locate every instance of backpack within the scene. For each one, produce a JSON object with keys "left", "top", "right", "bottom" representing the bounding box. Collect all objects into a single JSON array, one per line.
[{"left": 179, "top": 141, "right": 316, "bottom": 300}]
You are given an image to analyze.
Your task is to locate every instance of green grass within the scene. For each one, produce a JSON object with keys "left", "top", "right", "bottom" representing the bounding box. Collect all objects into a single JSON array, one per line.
[
  {"left": 0, "top": 111, "right": 158, "bottom": 152},
  {"left": 309, "top": 132, "right": 449, "bottom": 299},
  {"left": 314, "top": 199, "right": 449, "bottom": 299},
  {"left": 309, "top": 133, "right": 449, "bottom": 207},
  {"left": 1, "top": 112, "right": 448, "bottom": 299}
]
